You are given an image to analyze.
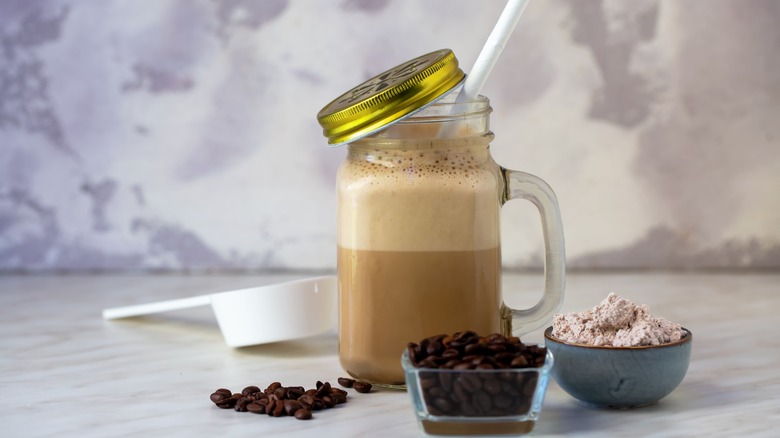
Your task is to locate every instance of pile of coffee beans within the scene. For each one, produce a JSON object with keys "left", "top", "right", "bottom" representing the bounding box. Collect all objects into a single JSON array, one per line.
[
  {"left": 209, "top": 379, "right": 372, "bottom": 420},
  {"left": 407, "top": 331, "right": 547, "bottom": 417}
]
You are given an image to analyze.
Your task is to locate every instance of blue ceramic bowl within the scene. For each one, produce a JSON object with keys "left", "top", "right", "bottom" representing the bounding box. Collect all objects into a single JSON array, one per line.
[{"left": 544, "top": 327, "right": 692, "bottom": 409}]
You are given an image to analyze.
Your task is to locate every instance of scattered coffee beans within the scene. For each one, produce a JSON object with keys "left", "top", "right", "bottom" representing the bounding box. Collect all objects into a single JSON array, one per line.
[
  {"left": 407, "top": 331, "right": 547, "bottom": 417},
  {"left": 337, "top": 377, "right": 355, "bottom": 388},
  {"left": 209, "top": 379, "right": 370, "bottom": 420},
  {"left": 353, "top": 381, "right": 372, "bottom": 393}
]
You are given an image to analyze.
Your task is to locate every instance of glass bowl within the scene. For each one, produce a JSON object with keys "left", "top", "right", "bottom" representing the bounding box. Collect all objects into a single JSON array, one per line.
[{"left": 402, "top": 348, "right": 554, "bottom": 436}]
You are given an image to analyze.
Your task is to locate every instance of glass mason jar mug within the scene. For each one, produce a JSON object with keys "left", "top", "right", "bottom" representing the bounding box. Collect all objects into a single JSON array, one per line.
[{"left": 336, "top": 96, "right": 565, "bottom": 386}]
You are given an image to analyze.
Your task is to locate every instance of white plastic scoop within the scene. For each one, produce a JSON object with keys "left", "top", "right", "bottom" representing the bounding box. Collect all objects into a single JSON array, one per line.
[{"left": 102, "top": 276, "right": 337, "bottom": 347}]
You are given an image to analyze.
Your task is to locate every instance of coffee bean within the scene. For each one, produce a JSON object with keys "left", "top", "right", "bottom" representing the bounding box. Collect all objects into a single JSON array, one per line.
[
  {"left": 298, "top": 395, "right": 315, "bottom": 409},
  {"left": 287, "top": 386, "right": 305, "bottom": 399},
  {"left": 234, "top": 397, "right": 250, "bottom": 412},
  {"left": 459, "top": 402, "right": 478, "bottom": 417},
  {"left": 407, "top": 345, "right": 419, "bottom": 366},
  {"left": 418, "top": 338, "right": 430, "bottom": 355},
  {"left": 329, "top": 391, "right": 347, "bottom": 406},
  {"left": 523, "top": 376, "right": 538, "bottom": 396},
  {"left": 330, "top": 392, "right": 347, "bottom": 404},
  {"left": 284, "top": 400, "right": 302, "bottom": 416},
  {"left": 353, "top": 382, "right": 372, "bottom": 393},
  {"left": 265, "top": 382, "right": 282, "bottom": 396},
  {"left": 310, "top": 397, "right": 325, "bottom": 411},
  {"left": 516, "top": 398, "right": 531, "bottom": 415},
  {"left": 495, "top": 352, "right": 516, "bottom": 364},
  {"left": 246, "top": 402, "right": 265, "bottom": 414},
  {"left": 501, "top": 380, "right": 521, "bottom": 396},
  {"left": 429, "top": 387, "right": 446, "bottom": 399},
  {"left": 464, "top": 343, "right": 487, "bottom": 355},
  {"left": 452, "top": 382, "right": 469, "bottom": 403},
  {"left": 471, "top": 390, "right": 492, "bottom": 414},
  {"left": 454, "top": 331, "right": 476, "bottom": 340},
  {"left": 456, "top": 376, "right": 474, "bottom": 393},
  {"left": 273, "top": 387, "right": 288, "bottom": 399},
  {"left": 294, "top": 408, "right": 313, "bottom": 420},
  {"left": 270, "top": 399, "right": 285, "bottom": 417},
  {"left": 467, "top": 355, "right": 486, "bottom": 366},
  {"left": 337, "top": 377, "right": 355, "bottom": 388},
  {"left": 449, "top": 339, "right": 468, "bottom": 349},
  {"left": 495, "top": 394, "right": 513, "bottom": 409},
  {"left": 433, "top": 397, "right": 453, "bottom": 413},
  {"left": 242, "top": 385, "right": 261, "bottom": 396},
  {"left": 215, "top": 398, "right": 237, "bottom": 409},
  {"left": 486, "top": 333, "right": 506, "bottom": 344},
  {"left": 210, "top": 388, "right": 232, "bottom": 401},
  {"left": 210, "top": 391, "right": 230, "bottom": 404},
  {"left": 314, "top": 381, "right": 331, "bottom": 398},
  {"left": 441, "top": 348, "right": 460, "bottom": 360},
  {"left": 427, "top": 405, "right": 444, "bottom": 416},
  {"left": 511, "top": 356, "right": 529, "bottom": 368},
  {"left": 443, "top": 359, "right": 461, "bottom": 369},
  {"left": 483, "top": 378, "right": 502, "bottom": 395},
  {"left": 420, "top": 375, "right": 437, "bottom": 390},
  {"left": 462, "top": 373, "right": 482, "bottom": 390},
  {"left": 419, "top": 357, "right": 439, "bottom": 368},
  {"left": 426, "top": 339, "right": 443, "bottom": 356},
  {"left": 213, "top": 391, "right": 239, "bottom": 409},
  {"left": 265, "top": 398, "right": 277, "bottom": 416},
  {"left": 487, "top": 344, "right": 507, "bottom": 354},
  {"left": 439, "top": 372, "right": 453, "bottom": 391}
]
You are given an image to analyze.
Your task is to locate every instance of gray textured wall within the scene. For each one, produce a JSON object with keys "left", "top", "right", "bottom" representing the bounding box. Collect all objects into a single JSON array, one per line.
[{"left": 1, "top": 0, "right": 779, "bottom": 272}]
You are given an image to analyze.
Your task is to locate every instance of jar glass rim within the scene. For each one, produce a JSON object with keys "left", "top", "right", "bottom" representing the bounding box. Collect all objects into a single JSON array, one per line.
[{"left": 399, "top": 93, "right": 491, "bottom": 123}]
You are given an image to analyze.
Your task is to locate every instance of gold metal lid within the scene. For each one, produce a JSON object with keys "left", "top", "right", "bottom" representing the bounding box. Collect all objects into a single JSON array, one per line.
[{"left": 316, "top": 49, "right": 465, "bottom": 145}]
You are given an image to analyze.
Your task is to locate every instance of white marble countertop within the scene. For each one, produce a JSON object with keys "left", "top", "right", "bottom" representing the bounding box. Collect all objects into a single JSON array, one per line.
[{"left": 2, "top": 273, "right": 779, "bottom": 437}]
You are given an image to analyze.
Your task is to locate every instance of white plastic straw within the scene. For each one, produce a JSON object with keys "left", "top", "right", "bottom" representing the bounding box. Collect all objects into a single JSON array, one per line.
[{"left": 456, "top": 0, "right": 530, "bottom": 102}]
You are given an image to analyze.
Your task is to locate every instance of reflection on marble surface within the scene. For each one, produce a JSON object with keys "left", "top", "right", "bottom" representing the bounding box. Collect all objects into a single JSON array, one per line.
[
  {"left": 1, "top": 0, "right": 779, "bottom": 271},
  {"left": 1, "top": 273, "right": 778, "bottom": 436}
]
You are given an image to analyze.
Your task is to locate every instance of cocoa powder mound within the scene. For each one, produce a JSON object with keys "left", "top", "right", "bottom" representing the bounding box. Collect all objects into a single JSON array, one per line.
[{"left": 552, "top": 293, "right": 685, "bottom": 347}]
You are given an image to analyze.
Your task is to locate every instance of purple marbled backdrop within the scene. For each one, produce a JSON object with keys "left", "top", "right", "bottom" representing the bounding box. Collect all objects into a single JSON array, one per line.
[{"left": 1, "top": 0, "right": 778, "bottom": 272}]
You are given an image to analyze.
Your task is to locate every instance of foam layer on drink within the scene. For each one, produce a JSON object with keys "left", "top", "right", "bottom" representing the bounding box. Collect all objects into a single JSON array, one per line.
[{"left": 337, "top": 141, "right": 500, "bottom": 252}]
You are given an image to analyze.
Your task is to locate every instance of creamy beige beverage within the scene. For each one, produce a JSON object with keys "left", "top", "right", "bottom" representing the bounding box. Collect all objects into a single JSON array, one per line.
[
  {"left": 337, "top": 136, "right": 505, "bottom": 385},
  {"left": 321, "top": 51, "right": 565, "bottom": 387}
]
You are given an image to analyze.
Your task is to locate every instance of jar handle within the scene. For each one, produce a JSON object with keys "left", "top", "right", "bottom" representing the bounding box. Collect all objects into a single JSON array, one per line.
[{"left": 501, "top": 168, "right": 566, "bottom": 336}]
